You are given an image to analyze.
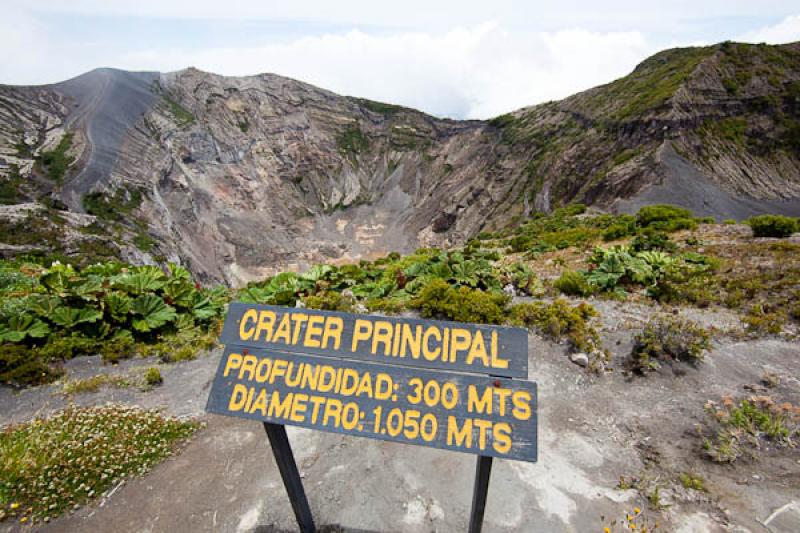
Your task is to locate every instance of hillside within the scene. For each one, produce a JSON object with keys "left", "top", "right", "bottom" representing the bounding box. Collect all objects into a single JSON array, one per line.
[{"left": 1, "top": 42, "right": 799, "bottom": 284}]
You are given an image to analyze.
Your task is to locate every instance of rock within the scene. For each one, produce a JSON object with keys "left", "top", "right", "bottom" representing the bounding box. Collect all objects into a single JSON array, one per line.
[
  {"left": 569, "top": 352, "right": 589, "bottom": 367},
  {"left": 503, "top": 284, "right": 516, "bottom": 297}
]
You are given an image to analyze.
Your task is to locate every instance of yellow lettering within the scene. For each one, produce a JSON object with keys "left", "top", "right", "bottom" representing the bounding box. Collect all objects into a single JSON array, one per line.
[
  {"left": 466, "top": 331, "right": 489, "bottom": 367},
  {"left": 255, "top": 311, "right": 276, "bottom": 342},
  {"left": 273, "top": 314, "right": 292, "bottom": 343},
  {"left": 351, "top": 319, "right": 373, "bottom": 352},
  {"left": 371, "top": 320, "right": 393, "bottom": 356},
  {"left": 290, "top": 393, "right": 308, "bottom": 422},
  {"left": 322, "top": 317, "right": 343, "bottom": 350},
  {"left": 249, "top": 388, "right": 268, "bottom": 416},
  {"left": 447, "top": 416, "right": 472, "bottom": 447},
  {"left": 474, "top": 419, "right": 492, "bottom": 450},
  {"left": 493, "top": 422, "right": 512, "bottom": 454},
  {"left": 267, "top": 390, "right": 293, "bottom": 418},
  {"left": 422, "top": 327, "right": 442, "bottom": 361},
  {"left": 238, "top": 355, "right": 257, "bottom": 381},
  {"left": 223, "top": 352, "right": 243, "bottom": 377},
  {"left": 239, "top": 310, "right": 257, "bottom": 341},
  {"left": 512, "top": 390, "right": 532, "bottom": 420},
  {"left": 490, "top": 331, "right": 509, "bottom": 369},
  {"left": 304, "top": 315, "right": 324, "bottom": 348},
  {"left": 228, "top": 384, "right": 248, "bottom": 411},
  {"left": 467, "top": 385, "right": 493, "bottom": 415}
]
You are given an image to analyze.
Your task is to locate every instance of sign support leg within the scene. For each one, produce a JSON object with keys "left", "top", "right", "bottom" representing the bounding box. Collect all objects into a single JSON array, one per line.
[
  {"left": 263, "top": 422, "right": 316, "bottom": 533},
  {"left": 468, "top": 455, "right": 493, "bottom": 533}
]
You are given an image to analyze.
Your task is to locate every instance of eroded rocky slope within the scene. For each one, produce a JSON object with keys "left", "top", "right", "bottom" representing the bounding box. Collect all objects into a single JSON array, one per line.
[{"left": 1, "top": 42, "right": 799, "bottom": 284}]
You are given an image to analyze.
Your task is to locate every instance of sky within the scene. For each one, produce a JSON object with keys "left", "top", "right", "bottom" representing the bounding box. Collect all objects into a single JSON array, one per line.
[{"left": 2, "top": 1, "right": 799, "bottom": 119}]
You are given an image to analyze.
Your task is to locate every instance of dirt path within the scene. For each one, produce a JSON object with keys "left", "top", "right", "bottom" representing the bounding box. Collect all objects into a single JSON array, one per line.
[{"left": 2, "top": 304, "right": 799, "bottom": 532}]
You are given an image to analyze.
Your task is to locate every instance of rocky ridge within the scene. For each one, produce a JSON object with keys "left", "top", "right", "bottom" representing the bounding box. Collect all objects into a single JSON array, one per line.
[{"left": 1, "top": 41, "right": 799, "bottom": 284}]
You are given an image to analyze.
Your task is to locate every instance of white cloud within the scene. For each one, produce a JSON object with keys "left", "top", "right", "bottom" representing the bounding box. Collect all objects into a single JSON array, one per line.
[
  {"left": 2, "top": 3, "right": 798, "bottom": 119},
  {"left": 738, "top": 14, "right": 800, "bottom": 44},
  {"left": 116, "top": 24, "right": 652, "bottom": 119}
]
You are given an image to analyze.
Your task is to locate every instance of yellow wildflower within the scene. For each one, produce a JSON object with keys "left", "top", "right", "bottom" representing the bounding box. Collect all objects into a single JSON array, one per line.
[
  {"left": 20, "top": 516, "right": 28, "bottom": 523},
  {"left": 604, "top": 528, "right": 611, "bottom": 533},
  {"left": 10, "top": 503, "right": 20, "bottom": 510},
  {"left": 634, "top": 507, "right": 641, "bottom": 514}
]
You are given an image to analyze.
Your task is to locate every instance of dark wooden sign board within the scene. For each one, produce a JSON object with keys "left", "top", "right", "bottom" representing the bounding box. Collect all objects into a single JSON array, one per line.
[{"left": 208, "top": 303, "right": 537, "bottom": 533}]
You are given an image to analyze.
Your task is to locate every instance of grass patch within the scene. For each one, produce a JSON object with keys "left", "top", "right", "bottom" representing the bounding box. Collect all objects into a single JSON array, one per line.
[
  {"left": 629, "top": 316, "right": 711, "bottom": 373},
  {"left": 37, "top": 134, "right": 75, "bottom": 183},
  {"left": 162, "top": 94, "right": 194, "bottom": 126},
  {"left": 702, "top": 395, "right": 798, "bottom": 462},
  {"left": 337, "top": 124, "right": 369, "bottom": 156},
  {"left": 62, "top": 374, "right": 130, "bottom": 394},
  {"left": 0, "top": 406, "right": 201, "bottom": 523}
]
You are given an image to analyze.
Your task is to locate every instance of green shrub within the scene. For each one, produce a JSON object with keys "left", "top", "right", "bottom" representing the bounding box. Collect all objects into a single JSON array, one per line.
[
  {"left": 602, "top": 222, "right": 636, "bottom": 241},
  {"left": 144, "top": 366, "right": 163, "bottom": 387},
  {"left": 303, "top": 291, "right": 355, "bottom": 312},
  {"left": 411, "top": 279, "right": 508, "bottom": 324},
  {"left": 745, "top": 215, "right": 798, "bottom": 238},
  {"left": 553, "top": 270, "right": 593, "bottom": 296},
  {"left": 507, "top": 299, "right": 600, "bottom": 353},
  {"left": 723, "top": 219, "right": 737, "bottom": 225},
  {"left": 636, "top": 204, "right": 698, "bottom": 232},
  {"left": 0, "top": 344, "right": 62, "bottom": 386},
  {"left": 629, "top": 316, "right": 710, "bottom": 373},
  {"left": 0, "top": 261, "right": 226, "bottom": 385},
  {"left": 630, "top": 230, "right": 676, "bottom": 253},
  {"left": 703, "top": 396, "right": 797, "bottom": 462},
  {"left": 742, "top": 304, "right": 785, "bottom": 335}
]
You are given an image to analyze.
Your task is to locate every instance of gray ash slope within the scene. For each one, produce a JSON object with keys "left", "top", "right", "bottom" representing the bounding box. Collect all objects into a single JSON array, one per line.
[{"left": 1, "top": 41, "right": 799, "bottom": 284}]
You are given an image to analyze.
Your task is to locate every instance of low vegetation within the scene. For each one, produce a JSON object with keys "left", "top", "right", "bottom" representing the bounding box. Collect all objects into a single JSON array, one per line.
[
  {"left": 0, "top": 406, "right": 201, "bottom": 524},
  {"left": 2, "top": 202, "right": 797, "bottom": 389},
  {"left": 702, "top": 395, "right": 798, "bottom": 462},
  {"left": 745, "top": 214, "right": 798, "bottom": 238},
  {"left": 337, "top": 123, "right": 369, "bottom": 155},
  {"left": 37, "top": 133, "right": 75, "bottom": 183},
  {"left": 629, "top": 316, "right": 711, "bottom": 373},
  {"left": 0, "top": 260, "right": 226, "bottom": 385}
]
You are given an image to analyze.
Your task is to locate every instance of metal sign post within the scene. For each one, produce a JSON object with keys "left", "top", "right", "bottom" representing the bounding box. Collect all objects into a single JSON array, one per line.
[{"left": 207, "top": 303, "right": 537, "bottom": 532}]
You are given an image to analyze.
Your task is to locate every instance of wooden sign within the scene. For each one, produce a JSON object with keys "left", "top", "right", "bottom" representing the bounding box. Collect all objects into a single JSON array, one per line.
[
  {"left": 220, "top": 302, "right": 529, "bottom": 378},
  {"left": 208, "top": 303, "right": 537, "bottom": 533},
  {"left": 207, "top": 347, "right": 537, "bottom": 461}
]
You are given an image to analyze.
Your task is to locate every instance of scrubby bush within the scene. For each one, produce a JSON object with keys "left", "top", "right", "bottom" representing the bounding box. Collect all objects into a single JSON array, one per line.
[
  {"left": 745, "top": 215, "right": 798, "bottom": 238},
  {"left": 553, "top": 270, "right": 593, "bottom": 296},
  {"left": 411, "top": 279, "right": 509, "bottom": 324},
  {"left": 144, "top": 366, "right": 163, "bottom": 387},
  {"left": 303, "top": 290, "right": 355, "bottom": 312},
  {"left": 703, "top": 396, "right": 798, "bottom": 462},
  {"left": 630, "top": 229, "right": 676, "bottom": 253},
  {"left": 636, "top": 204, "right": 698, "bottom": 232},
  {"left": 629, "top": 316, "right": 711, "bottom": 373},
  {"left": 602, "top": 222, "right": 636, "bottom": 241},
  {"left": 741, "top": 304, "right": 785, "bottom": 335},
  {"left": 508, "top": 299, "right": 600, "bottom": 353}
]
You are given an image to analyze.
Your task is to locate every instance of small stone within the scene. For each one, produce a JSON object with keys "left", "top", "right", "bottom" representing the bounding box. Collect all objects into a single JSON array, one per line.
[
  {"left": 503, "top": 284, "right": 516, "bottom": 297},
  {"left": 342, "top": 289, "right": 355, "bottom": 299},
  {"left": 569, "top": 352, "right": 589, "bottom": 367},
  {"left": 294, "top": 300, "right": 306, "bottom": 308}
]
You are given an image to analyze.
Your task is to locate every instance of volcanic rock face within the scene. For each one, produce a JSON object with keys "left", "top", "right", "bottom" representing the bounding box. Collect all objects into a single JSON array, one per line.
[{"left": 1, "top": 42, "right": 799, "bottom": 284}]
